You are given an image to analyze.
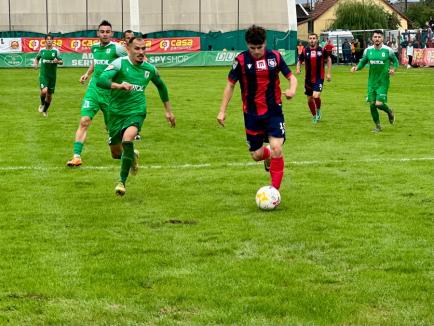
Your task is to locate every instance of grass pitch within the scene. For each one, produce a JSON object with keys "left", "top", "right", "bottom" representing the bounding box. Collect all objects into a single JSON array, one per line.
[{"left": 0, "top": 65, "right": 433, "bottom": 325}]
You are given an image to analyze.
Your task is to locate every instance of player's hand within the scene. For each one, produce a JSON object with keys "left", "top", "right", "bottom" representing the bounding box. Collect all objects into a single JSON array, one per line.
[
  {"left": 296, "top": 68, "right": 301, "bottom": 74},
  {"left": 217, "top": 111, "right": 226, "bottom": 127},
  {"left": 326, "top": 74, "right": 331, "bottom": 82},
  {"left": 389, "top": 68, "right": 395, "bottom": 75},
  {"left": 351, "top": 66, "right": 357, "bottom": 73},
  {"left": 283, "top": 89, "right": 295, "bottom": 100},
  {"left": 79, "top": 73, "right": 89, "bottom": 83},
  {"left": 119, "top": 82, "right": 133, "bottom": 91},
  {"left": 165, "top": 112, "right": 176, "bottom": 127}
]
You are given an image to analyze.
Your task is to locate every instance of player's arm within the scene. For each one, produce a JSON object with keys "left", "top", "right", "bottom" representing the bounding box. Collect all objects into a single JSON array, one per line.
[
  {"left": 283, "top": 74, "right": 297, "bottom": 99},
  {"left": 389, "top": 48, "right": 399, "bottom": 75},
  {"left": 96, "top": 60, "right": 131, "bottom": 90},
  {"left": 53, "top": 49, "right": 63, "bottom": 65},
  {"left": 352, "top": 48, "right": 368, "bottom": 72},
  {"left": 80, "top": 61, "right": 94, "bottom": 83},
  {"left": 151, "top": 69, "right": 176, "bottom": 127},
  {"left": 296, "top": 50, "right": 304, "bottom": 74},
  {"left": 217, "top": 80, "right": 236, "bottom": 127},
  {"left": 33, "top": 50, "right": 41, "bottom": 69},
  {"left": 326, "top": 55, "right": 332, "bottom": 81}
]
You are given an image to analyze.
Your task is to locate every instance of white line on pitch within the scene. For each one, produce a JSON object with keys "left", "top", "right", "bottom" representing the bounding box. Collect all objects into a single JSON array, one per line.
[{"left": 0, "top": 157, "right": 433, "bottom": 172}]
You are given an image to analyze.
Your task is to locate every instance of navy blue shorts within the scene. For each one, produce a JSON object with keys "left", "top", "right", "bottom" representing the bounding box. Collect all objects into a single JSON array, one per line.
[
  {"left": 244, "top": 111, "right": 286, "bottom": 152},
  {"left": 304, "top": 79, "right": 324, "bottom": 96}
]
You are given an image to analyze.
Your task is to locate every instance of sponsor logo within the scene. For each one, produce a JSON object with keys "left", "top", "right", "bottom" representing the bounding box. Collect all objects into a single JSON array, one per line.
[
  {"left": 159, "top": 38, "right": 194, "bottom": 51},
  {"left": 148, "top": 55, "right": 189, "bottom": 64},
  {"left": 267, "top": 58, "right": 277, "bottom": 67},
  {"left": 216, "top": 51, "right": 237, "bottom": 62},
  {"left": 94, "top": 59, "right": 109, "bottom": 65},
  {"left": 369, "top": 60, "right": 384, "bottom": 65},
  {"left": 256, "top": 60, "right": 266, "bottom": 70},
  {"left": 4, "top": 54, "right": 23, "bottom": 66},
  {"left": 129, "top": 84, "right": 144, "bottom": 91},
  {"left": 10, "top": 41, "right": 19, "bottom": 49}
]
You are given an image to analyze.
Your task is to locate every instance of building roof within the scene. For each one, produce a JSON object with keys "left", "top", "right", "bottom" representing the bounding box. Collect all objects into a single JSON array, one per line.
[{"left": 298, "top": 0, "right": 409, "bottom": 24}]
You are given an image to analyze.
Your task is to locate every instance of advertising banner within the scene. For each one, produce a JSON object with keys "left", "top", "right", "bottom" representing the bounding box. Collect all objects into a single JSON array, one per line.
[
  {"left": 0, "top": 50, "right": 296, "bottom": 68},
  {"left": 145, "top": 37, "right": 200, "bottom": 53},
  {"left": 22, "top": 38, "right": 102, "bottom": 53},
  {"left": 401, "top": 48, "right": 434, "bottom": 66},
  {"left": 21, "top": 37, "right": 200, "bottom": 54},
  {"left": 0, "top": 38, "right": 22, "bottom": 53}
]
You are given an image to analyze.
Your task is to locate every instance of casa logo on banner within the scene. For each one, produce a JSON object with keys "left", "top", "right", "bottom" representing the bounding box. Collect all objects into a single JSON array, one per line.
[{"left": 143, "top": 37, "right": 200, "bottom": 53}]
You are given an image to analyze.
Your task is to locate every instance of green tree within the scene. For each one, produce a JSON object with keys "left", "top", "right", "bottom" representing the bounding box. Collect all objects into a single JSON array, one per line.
[
  {"left": 406, "top": 0, "right": 434, "bottom": 28},
  {"left": 329, "top": 1, "right": 400, "bottom": 30}
]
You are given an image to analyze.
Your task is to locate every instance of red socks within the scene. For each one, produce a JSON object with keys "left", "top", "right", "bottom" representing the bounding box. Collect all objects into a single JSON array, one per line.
[
  {"left": 308, "top": 99, "right": 316, "bottom": 116},
  {"left": 314, "top": 97, "right": 321, "bottom": 110},
  {"left": 270, "top": 156, "right": 284, "bottom": 189}
]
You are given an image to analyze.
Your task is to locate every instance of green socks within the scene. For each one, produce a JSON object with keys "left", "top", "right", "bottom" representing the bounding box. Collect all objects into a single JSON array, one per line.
[
  {"left": 120, "top": 141, "right": 134, "bottom": 184},
  {"left": 73, "top": 141, "right": 84, "bottom": 156},
  {"left": 377, "top": 103, "right": 391, "bottom": 114},
  {"left": 370, "top": 103, "right": 380, "bottom": 125}
]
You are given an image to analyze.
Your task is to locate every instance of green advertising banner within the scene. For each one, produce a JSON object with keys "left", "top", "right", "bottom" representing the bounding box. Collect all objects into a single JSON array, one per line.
[{"left": 0, "top": 50, "right": 296, "bottom": 68}]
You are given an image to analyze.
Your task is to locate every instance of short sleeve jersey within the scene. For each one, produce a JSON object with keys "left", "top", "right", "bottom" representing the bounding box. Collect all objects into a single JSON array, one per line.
[
  {"left": 298, "top": 46, "right": 329, "bottom": 84},
  {"left": 36, "top": 47, "right": 61, "bottom": 79},
  {"left": 99, "top": 57, "right": 165, "bottom": 116},
  {"left": 89, "top": 41, "right": 127, "bottom": 87},
  {"left": 357, "top": 45, "right": 398, "bottom": 88},
  {"left": 228, "top": 49, "right": 292, "bottom": 116}
]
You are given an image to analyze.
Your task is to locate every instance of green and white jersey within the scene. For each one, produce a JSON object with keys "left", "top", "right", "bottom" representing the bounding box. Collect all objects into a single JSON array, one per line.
[
  {"left": 36, "top": 47, "right": 61, "bottom": 79},
  {"left": 357, "top": 44, "right": 398, "bottom": 88},
  {"left": 97, "top": 56, "right": 169, "bottom": 117},
  {"left": 89, "top": 41, "right": 127, "bottom": 88}
]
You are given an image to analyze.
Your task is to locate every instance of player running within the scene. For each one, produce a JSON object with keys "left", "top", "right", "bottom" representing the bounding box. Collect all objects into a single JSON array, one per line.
[
  {"left": 296, "top": 33, "right": 331, "bottom": 123},
  {"left": 66, "top": 20, "right": 127, "bottom": 166},
  {"left": 351, "top": 30, "right": 398, "bottom": 132},
  {"left": 217, "top": 25, "right": 297, "bottom": 191},
  {"left": 33, "top": 34, "right": 63, "bottom": 117},
  {"left": 97, "top": 37, "right": 175, "bottom": 196}
]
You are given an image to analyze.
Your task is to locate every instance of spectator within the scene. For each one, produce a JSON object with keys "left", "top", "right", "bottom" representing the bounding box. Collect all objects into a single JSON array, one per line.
[
  {"left": 324, "top": 38, "right": 335, "bottom": 63},
  {"left": 342, "top": 38, "right": 351, "bottom": 64},
  {"left": 406, "top": 41, "right": 414, "bottom": 68},
  {"left": 391, "top": 40, "right": 399, "bottom": 60},
  {"left": 297, "top": 41, "right": 304, "bottom": 60}
]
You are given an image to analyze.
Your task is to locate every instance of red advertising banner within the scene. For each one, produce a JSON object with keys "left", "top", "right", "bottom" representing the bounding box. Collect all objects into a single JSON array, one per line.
[
  {"left": 401, "top": 48, "right": 434, "bottom": 66},
  {"left": 145, "top": 37, "right": 200, "bottom": 53},
  {"left": 22, "top": 37, "right": 107, "bottom": 53},
  {"left": 22, "top": 37, "right": 200, "bottom": 53}
]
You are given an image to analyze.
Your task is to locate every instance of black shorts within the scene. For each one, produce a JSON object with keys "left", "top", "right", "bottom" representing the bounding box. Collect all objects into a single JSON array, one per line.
[
  {"left": 304, "top": 79, "right": 323, "bottom": 96},
  {"left": 244, "top": 110, "right": 286, "bottom": 152}
]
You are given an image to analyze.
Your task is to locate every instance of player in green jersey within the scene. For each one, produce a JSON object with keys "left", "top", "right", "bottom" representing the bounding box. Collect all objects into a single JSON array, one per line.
[
  {"left": 33, "top": 34, "right": 63, "bottom": 117},
  {"left": 66, "top": 20, "right": 127, "bottom": 166},
  {"left": 351, "top": 30, "right": 398, "bottom": 132},
  {"left": 97, "top": 37, "right": 176, "bottom": 196}
]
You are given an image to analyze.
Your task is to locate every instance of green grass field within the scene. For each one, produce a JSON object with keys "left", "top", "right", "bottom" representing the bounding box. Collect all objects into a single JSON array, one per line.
[{"left": 0, "top": 65, "right": 433, "bottom": 325}]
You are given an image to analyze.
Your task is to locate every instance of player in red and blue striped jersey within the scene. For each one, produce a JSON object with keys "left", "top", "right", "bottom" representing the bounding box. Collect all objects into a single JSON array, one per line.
[
  {"left": 296, "top": 33, "right": 332, "bottom": 123},
  {"left": 217, "top": 25, "right": 297, "bottom": 191}
]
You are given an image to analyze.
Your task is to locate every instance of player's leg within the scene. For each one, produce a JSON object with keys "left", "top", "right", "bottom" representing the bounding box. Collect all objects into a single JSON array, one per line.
[
  {"left": 42, "top": 91, "right": 53, "bottom": 116},
  {"left": 312, "top": 83, "right": 323, "bottom": 122},
  {"left": 66, "top": 95, "right": 99, "bottom": 166},
  {"left": 375, "top": 88, "right": 394, "bottom": 125},
  {"left": 305, "top": 82, "right": 317, "bottom": 120},
  {"left": 367, "top": 88, "right": 381, "bottom": 132},
  {"left": 245, "top": 114, "right": 270, "bottom": 169},
  {"left": 267, "top": 114, "right": 286, "bottom": 190}
]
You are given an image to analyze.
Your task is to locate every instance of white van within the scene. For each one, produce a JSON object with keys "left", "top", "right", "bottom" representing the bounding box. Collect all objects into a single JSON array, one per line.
[{"left": 320, "top": 30, "right": 354, "bottom": 59}]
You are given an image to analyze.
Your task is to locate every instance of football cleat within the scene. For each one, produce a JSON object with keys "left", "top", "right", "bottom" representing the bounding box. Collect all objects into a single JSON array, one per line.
[
  {"left": 38, "top": 105, "right": 44, "bottom": 113},
  {"left": 115, "top": 182, "right": 126, "bottom": 196},
  {"left": 66, "top": 156, "right": 82, "bottom": 167},
  {"left": 372, "top": 125, "right": 382, "bottom": 133},
  {"left": 263, "top": 145, "right": 271, "bottom": 172},
  {"left": 387, "top": 108, "right": 395, "bottom": 125},
  {"left": 316, "top": 109, "right": 321, "bottom": 122},
  {"left": 134, "top": 134, "right": 142, "bottom": 141},
  {"left": 130, "top": 149, "right": 139, "bottom": 175}
]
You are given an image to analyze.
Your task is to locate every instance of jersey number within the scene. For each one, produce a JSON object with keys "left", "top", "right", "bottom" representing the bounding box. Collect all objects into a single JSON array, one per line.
[{"left": 280, "top": 122, "right": 286, "bottom": 135}]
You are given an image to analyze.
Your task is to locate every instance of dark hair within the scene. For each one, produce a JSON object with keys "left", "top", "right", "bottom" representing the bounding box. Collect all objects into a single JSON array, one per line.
[
  {"left": 45, "top": 33, "right": 53, "bottom": 40},
  {"left": 373, "top": 29, "right": 383, "bottom": 35},
  {"left": 245, "top": 25, "right": 266, "bottom": 45},
  {"left": 98, "top": 20, "right": 112, "bottom": 29},
  {"left": 309, "top": 33, "right": 318, "bottom": 38},
  {"left": 123, "top": 30, "right": 134, "bottom": 38},
  {"left": 127, "top": 37, "right": 144, "bottom": 45}
]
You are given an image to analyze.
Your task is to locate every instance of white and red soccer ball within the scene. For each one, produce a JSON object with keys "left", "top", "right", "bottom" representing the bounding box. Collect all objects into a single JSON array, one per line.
[{"left": 255, "top": 186, "right": 281, "bottom": 210}]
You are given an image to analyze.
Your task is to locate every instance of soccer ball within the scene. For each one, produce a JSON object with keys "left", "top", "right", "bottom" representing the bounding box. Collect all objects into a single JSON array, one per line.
[{"left": 255, "top": 186, "right": 281, "bottom": 210}]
